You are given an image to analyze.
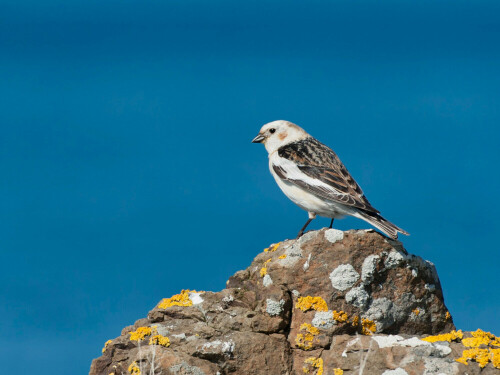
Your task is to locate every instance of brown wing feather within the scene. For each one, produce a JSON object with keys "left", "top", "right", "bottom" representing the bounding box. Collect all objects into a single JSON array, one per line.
[{"left": 277, "top": 137, "right": 379, "bottom": 213}]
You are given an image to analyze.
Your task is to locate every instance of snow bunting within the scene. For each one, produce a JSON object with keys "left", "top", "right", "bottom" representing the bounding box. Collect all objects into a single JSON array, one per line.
[{"left": 252, "top": 120, "right": 409, "bottom": 239}]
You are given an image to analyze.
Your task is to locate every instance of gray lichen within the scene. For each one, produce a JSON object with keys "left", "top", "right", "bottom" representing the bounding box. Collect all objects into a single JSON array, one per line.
[
  {"left": 345, "top": 286, "right": 370, "bottom": 309},
  {"left": 329, "top": 264, "right": 360, "bottom": 291},
  {"left": 266, "top": 298, "right": 285, "bottom": 316}
]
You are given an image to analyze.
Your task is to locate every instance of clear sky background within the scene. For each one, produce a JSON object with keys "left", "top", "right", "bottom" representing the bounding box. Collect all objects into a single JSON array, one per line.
[{"left": 1, "top": 1, "right": 499, "bottom": 373}]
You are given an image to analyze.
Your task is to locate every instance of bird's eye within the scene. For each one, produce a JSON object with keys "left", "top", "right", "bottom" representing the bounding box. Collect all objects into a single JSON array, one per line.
[{"left": 269, "top": 128, "right": 276, "bottom": 134}]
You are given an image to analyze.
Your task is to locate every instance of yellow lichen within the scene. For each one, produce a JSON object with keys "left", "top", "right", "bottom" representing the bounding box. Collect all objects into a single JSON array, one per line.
[
  {"left": 453, "top": 329, "right": 500, "bottom": 369},
  {"left": 455, "top": 347, "right": 500, "bottom": 369},
  {"left": 462, "top": 329, "right": 496, "bottom": 347},
  {"left": 332, "top": 310, "right": 348, "bottom": 323},
  {"left": 302, "top": 357, "right": 323, "bottom": 375},
  {"left": 296, "top": 333, "right": 314, "bottom": 350},
  {"left": 296, "top": 323, "right": 320, "bottom": 350},
  {"left": 264, "top": 243, "right": 281, "bottom": 252},
  {"left": 333, "top": 369, "right": 344, "bottom": 375},
  {"left": 157, "top": 290, "right": 203, "bottom": 309},
  {"left": 445, "top": 311, "right": 451, "bottom": 320},
  {"left": 412, "top": 308, "right": 420, "bottom": 316},
  {"left": 455, "top": 357, "right": 468, "bottom": 366},
  {"left": 102, "top": 339, "right": 112, "bottom": 353},
  {"left": 361, "top": 318, "right": 376, "bottom": 335},
  {"left": 129, "top": 327, "right": 153, "bottom": 342},
  {"left": 149, "top": 334, "right": 170, "bottom": 347},
  {"left": 260, "top": 258, "right": 272, "bottom": 277},
  {"left": 300, "top": 323, "right": 320, "bottom": 335},
  {"left": 296, "top": 296, "right": 328, "bottom": 312},
  {"left": 474, "top": 349, "right": 491, "bottom": 368},
  {"left": 456, "top": 348, "right": 490, "bottom": 368},
  {"left": 128, "top": 361, "right": 141, "bottom": 375},
  {"left": 422, "top": 330, "right": 463, "bottom": 343},
  {"left": 462, "top": 336, "right": 491, "bottom": 348},
  {"left": 490, "top": 348, "right": 500, "bottom": 368},
  {"left": 348, "top": 315, "right": 375, "bottom": 335},
  {"left": 351, "top": 316, "right": 359, "bottom": 327},
  {"left": 278, "top": 254, "right": 287, "bottom": 259}
]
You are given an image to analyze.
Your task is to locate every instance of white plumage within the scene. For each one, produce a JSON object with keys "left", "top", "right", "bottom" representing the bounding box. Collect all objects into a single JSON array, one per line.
[
  {"left": 252, "top": 120, "right": 408, "bottom": 239},
  {"left": 269, "top": 153, "right": 355, "bottom": 219}
]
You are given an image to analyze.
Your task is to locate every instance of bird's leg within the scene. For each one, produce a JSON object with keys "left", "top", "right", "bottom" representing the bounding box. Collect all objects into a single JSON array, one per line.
[
  {"left": 297, "top": 219, "right": 313, "bottom": 238},
  {"left": 329, "top": 218, "right": 334, "bottom": 228},
  {"left": 297, "top": 212, "right": 316, "bottom": 238}
]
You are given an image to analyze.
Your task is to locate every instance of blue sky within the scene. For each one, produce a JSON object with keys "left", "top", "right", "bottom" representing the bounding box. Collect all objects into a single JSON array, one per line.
[{"left": 1, "top": 1, "right": 499, "bottom": 373}]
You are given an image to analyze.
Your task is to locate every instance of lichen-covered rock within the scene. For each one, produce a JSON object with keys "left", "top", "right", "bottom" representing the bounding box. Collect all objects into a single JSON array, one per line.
[{"left": 89, "top": 229, "right": 499, "bottom": 375}]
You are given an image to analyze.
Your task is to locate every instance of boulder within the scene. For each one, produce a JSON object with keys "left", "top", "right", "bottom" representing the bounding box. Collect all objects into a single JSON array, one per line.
[{"left": 89, "top": 229, "right": 500, "bottom": 375}]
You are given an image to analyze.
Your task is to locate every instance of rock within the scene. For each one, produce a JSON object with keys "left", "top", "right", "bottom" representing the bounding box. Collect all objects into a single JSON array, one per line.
[{"left": 89, "top": 229, "right": 500, "bottom": 375}]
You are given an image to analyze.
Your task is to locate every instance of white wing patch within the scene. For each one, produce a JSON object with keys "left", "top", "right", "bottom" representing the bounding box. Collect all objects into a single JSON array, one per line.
[{"left": 271, "top": 154, "right": 355, "bottom": 205}]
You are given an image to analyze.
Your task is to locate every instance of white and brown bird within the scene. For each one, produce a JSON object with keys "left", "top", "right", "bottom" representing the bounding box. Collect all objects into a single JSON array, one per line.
[{"left": 252, "top": 120, "right": 409, "bottom": 239}]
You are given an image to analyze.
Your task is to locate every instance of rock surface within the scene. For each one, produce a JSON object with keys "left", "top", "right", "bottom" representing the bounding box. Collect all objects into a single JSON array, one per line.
[{"left": 89, "top": 229, "right": 500, "bottom": 375}]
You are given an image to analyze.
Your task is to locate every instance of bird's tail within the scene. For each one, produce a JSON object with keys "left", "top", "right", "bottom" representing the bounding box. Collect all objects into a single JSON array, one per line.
[{"left": 356, "top": 211, "right": 409, "bottom": 240}]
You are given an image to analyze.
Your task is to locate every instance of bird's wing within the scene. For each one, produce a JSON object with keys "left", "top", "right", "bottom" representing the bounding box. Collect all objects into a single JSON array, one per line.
[{"left": 273, "top": 137, "right": 379, "bottom": 213}]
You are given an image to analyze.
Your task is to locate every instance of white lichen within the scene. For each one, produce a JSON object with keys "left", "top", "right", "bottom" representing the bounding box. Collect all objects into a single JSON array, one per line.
[
  {"left": 324, "top": 229, "right": 344, "bottom": 243},
  {"left": 262, "top": 274, "right": 273, "bottom": 287},
  {"left": 189, "top": 291, "right": 204, "bottom": 305},
  {"left": 361, "top": 254, "right": 380, "bottom": 284},
  {"left": 425, "top": 284, "right": 436, "bottom": 293},
  {"left": 364, "top": 297, "right": 395, "bottom": 332},
  {"left": 281, "top": 231, "right": 318, "bottom": 268},
  {"left": 345, "top": 286, "right": 370, "bottom": 309},
  {"left": 385, "top": 249, "right": 407, "bottom": 269},
  {"left": 372, "top": 335, "right": 452, "bottom": 358},
  {"left": 381, "top": 369, "right": 408, "bottom": 375},
  {"left": 201, "top": 339, "right": 235, "bottom": 356},
  {"left": 221, "top": 341, "right": 235, "bottom": 353},
  {"left": 329, "top": 264, "right": 360, "bottom": 291},
  {"left": 423, "top": 357, "right": 459, "bottom": 375},
  {"left": 266, "top": 298, "right": 285, "bottom": 316},
  {"left": 312, "top": 310, "right": 336, "bottom": 329},
  {"left": 303, "top": 253, "right": 312, "bottom": 271},
  {"left": 410, "top": 307, "right": 425, "bottom": 321},
  {"left": 169, "top": 362, "right": 205, "bottom": 375}
]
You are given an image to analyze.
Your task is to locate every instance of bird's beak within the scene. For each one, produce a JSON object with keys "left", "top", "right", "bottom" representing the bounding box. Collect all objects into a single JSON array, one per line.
[{"left": 252, "top": 134, "right": 265, "bottom": 143}]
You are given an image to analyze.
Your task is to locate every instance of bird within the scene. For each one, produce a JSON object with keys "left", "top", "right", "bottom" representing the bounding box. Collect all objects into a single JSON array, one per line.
[{"left": 252, "top": 120, "right": 409, "bottom": 239}]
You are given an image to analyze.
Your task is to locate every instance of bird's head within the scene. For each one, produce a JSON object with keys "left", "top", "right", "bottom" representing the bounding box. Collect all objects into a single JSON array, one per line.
[{"left": 252, "top": 120, "right": 309, "bottom": 154}]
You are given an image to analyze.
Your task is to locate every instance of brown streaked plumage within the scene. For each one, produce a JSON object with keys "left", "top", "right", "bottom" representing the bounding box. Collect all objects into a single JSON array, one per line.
[
  {"left": 277, "top": 137, "right": 378, "bottom": 213},
  {"left": 252, "top": 120, "right": 409, "bottom": 239}
]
